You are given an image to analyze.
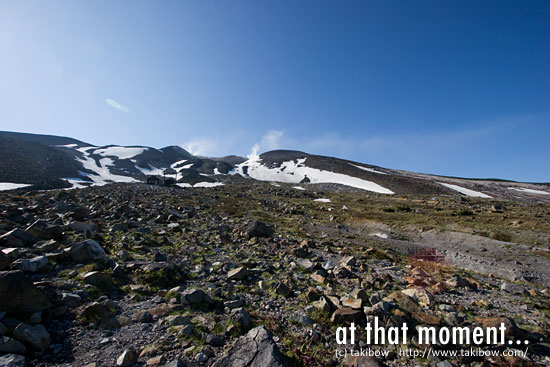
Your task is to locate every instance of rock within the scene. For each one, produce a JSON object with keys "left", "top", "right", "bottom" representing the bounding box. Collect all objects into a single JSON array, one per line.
[
  {"left": 117, "top": 348, "right": 138, "bottom": 366},
  {"left": 500, "top": 282, "right": 527, "bottom": 295},
  {"left": 25, "top": 220, "right": 63, "bottom": 241},
  {"left": 211, "top": 326, "right": 287, "bottom": 367},
  {"left": 82, "top": 271, "right": 113, "bottom": 289},
  {"left": 195, "top": 353, "right": 209, "bottom": 363},
  {"left": 206, "top": 334, "right": 225, "bottom": 347},
  {"left": 80, "top": 302, "right": 118, "bottom": 328},
  {"left": 12, "top": 323, "right": 50, "bottom": 351},
  {"left": 333, "top": 266, "right": 352, "bottom": 279},
  {"left": 273, "top": 282, "right": 292, "bottom": 297},
  {"left": 401, "top": 287, "right": 434, "bottom": 306},
  {"left": 364, "top": 301, "right": 392, "bottom": 316},
  {"left": 341, "top": 256, "right": 357, "bottom": 267},
  {"left": 0, "top": 354, "right": 26, "bottom": 367},
  {"left": 291, "top": 247, "right": 310, "bottom": 258},
  {"left": 163, "top": 359, "right": 185, "bottom": 367},
  {"left": 331, "top": 308, "right": 363, "bottom": 324},
  {"left": 0, "top": 336, "right": 27, "bottom": 354},
  {"left": 445, "top": 275, "right": 474, "bottom": 289},
  {"left": 181, "top": 288, "right": 211, "bottom": 305},
  {"left": 69, "top": 240, "right": 105, "bottom": 264},
  {"left": 242, "top": 221, "right": 274, "bottom": 239},
  {"left": 296, "top": 258, "right": 314, "bottom": 270},
  {"left": 13, "top": 256, "right": 49, "bottom": 273},
  {"left": 0, "top": 228, "right": 36, "bottom": 247},
  {"left": 475, "top": 316, "right": 522, "bottom": 339},
  {"left": 344, "top": 355, "right": 383, "bottom": 367},
  {"left": 0, "top": 270, "right": 51, "bottom": 313},
  {"left": 0, "top": 251, "right": 10, "bottom": 270},
  {"left": 230, "top": 307, "right": 250, "bottom": 329},
  {"left": 313, "top": 297, "right": 333, "bottom": 313},
  {"left": 436, "top": 361, "right": 453, "bottom": 367},
  {"left": 341, "top": 298, "right": 362, "bottom": 309},
  {"left": 61, "top": 292, "right": 82, "bottom": 308},
  {"left": 384, "top": 292, "right": 422, "bottom": 314},
  {"left": 227, "top": 266, "right": 248, "bottom": 281}
]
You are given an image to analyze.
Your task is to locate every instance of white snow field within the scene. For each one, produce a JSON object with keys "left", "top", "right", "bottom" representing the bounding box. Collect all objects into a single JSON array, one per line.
[
  {"left": 292, "top": 186, "right": 306, "bottom": 191},
  {"left": 0, "top": 183, "right": 31, "bottom": 191},
  {"left": 439, "top": 183, "right": 492, "bottom": 198},
  {"left": 508, "top": 187, "right": 550, "bottom": 195},
  {"left": 237, "top": 157, "right": 394, "bottom": 194},
  {"left": 72, "top": 153, "right": 139, "bottom": 187},
  {"left": 349, "top": 163, "right": 387, "bottom": 175}
]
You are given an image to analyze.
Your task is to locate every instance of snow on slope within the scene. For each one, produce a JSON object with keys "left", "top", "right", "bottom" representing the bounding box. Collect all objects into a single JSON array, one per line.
[
  {"left": 349, "top": 163, "right": 387, "bottom": 175},
  {"left": 136, "top": 164, "right": 164, "bottom": 176},
  {"left": 0, "top": 183, "right": 31, "bottom": 191},
  {"left": 94, "top": 146, "right": 147, "bottom": 159},
  {"left": 508, "top": 187, "right": 550, "bottom": 195},
  {"left": 314, "top": 198, "right": 331, "bottom": 203},
  {"left": 72, "top": 153, "right": 139, "bottom": 187},
  {"left": 439, "top": 183, "right": 492, "bottom": 198},
  {"left": 236, "top": 156, "right": 394, "bottom": 194}
]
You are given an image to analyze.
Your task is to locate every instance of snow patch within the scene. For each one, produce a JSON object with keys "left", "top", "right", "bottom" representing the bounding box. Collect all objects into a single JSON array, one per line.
[
  {"left": 508, "top": 187, "right": 550, "bottom": 195},
  {"left": 55, "top": 144, "right": 78, "bottom": 148},
  {"left": 176, "top": 182, "right": 224, "bottom": 188},
  {"left": 314, "top": 198, "right": 331, "bottom": 203},
  {"left": 439, "top": 183, "right": 492, "bottom": 198},
  {"left": 94, "top": 146, "right": 147, "bottom": 160},
  {"left": 0, "top": 183, "right": 31, "bottom": 191},
  {"left": 236, "top": 157, "right": 394, "bottom": 194},
  {"left": 136, "top": 164, "right": 164, "bottom": 176},
  {"left": 349, "top": 163, "right": 387, "bottom": 175},
  {"left": 293, "top": 186, "right": 306, "bottom": 191}
]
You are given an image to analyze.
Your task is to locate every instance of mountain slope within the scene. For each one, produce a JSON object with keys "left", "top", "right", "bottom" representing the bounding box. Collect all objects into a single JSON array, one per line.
[{"left": 1, "top": 131, "right": 549, "bottom": 202}]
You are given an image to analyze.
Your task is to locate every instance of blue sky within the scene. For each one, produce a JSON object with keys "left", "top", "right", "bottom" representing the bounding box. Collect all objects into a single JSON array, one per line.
[{"left": 1, "top": 1, "right": 548, "bottom": 181}]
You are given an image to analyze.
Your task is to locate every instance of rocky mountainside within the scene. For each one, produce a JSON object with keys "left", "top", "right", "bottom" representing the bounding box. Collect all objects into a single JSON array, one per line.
[
  {"left": 0, "top": 182, "right": 549, "bottom": 367},
  {"left": 1, "top": 131, "right": 549, "bottom": 203}
]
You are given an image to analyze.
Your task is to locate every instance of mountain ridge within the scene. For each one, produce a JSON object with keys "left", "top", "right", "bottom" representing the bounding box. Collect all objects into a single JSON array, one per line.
[{"left": 1, "top": 131, "right": 549, "bottom": 202}]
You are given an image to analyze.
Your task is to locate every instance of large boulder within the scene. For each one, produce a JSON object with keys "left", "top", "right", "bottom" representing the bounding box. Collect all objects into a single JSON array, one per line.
[
  {"left": 69, "top": 240, "right": 105, "bottom": 264},
  {"left": 211, "top": 326, "right": 287, "bottom": 367},
  {"left": 227, "top": 266, "right": 248, "bottom": 281},
  {"left": 81, "top": 271, "right": 113, "bottom": 289},
  {"left": 0, "top": 270, "right": 51, "bottom": 313}
]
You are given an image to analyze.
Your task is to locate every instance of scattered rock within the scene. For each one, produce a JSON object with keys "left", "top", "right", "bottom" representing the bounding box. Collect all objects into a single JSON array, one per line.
[
  {"left": 69, "top": 240, "right": 105, "bottom": 264},
  {"left": 0, "top": 270, "right": 51, "bottom": 313},
  {"left": 211, "top": 326, "right": 287, "bottom": 367},
  {"left": 227, "top": 266, "right": 248, "bottom": 281},
  {"left": 12, "top": 323, "right": 50, "bottom": 351}
]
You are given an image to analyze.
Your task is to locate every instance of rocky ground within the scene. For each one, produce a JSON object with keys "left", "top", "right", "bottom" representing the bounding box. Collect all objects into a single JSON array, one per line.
[{"left": 0, "top": 182, "right": 549, "bottom": 367}]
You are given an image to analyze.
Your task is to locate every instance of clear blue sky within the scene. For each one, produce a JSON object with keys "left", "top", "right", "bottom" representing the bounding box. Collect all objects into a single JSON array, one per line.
[{"left": 1, "top": 1, "right": 548, "bottom": 181}]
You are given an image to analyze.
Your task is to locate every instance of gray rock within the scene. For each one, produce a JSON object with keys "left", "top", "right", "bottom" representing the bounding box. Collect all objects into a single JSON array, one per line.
[
  {"left": 181, "top": 288, "right": 211, "bottom": 305},
  {"left": 0, "top": 354, "right": 26, "bottom": 367},
  {"left": 230, "top": 307, "right": 250, "bottom": 329},
  {"left": 227, "top": 266, "right": 248, "bottom": 281},
  {"left": 211, "top": 326, "right": 287, "bottom": 367},
  {"left": 0, "top": 270, "right": 51, "bottom": 313},
  {"left": 500, "top": 282, "right": 526, "bottom": 295},
  {"left": 13, "top": 256, "right": 49, "bottom": 273},
  {"left": 206, "top": 334, "right": 225, "bottom": 347},
  {"left": 163, "top": 359, "right": 185, "bottom": 367},
  {"left": 82, "top": 271, "right": 113, "bottom": 289},
  {"left": 61, "top": 292, "right": 82, "bottom": 308},
  {"left": 12, "top": 323, "right": 50, "bottom": 351},
  {"left": 69, "top": 240, "right": 105, "bottom": 264},
  {"left": 116, "top": 348, "right": 138, "bottom": 366},
  {"left": 0, "top": 336, "right": 27, "bottom": 354}
]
